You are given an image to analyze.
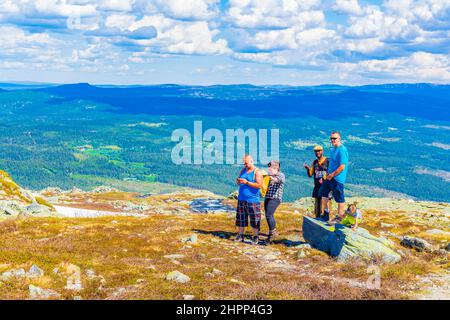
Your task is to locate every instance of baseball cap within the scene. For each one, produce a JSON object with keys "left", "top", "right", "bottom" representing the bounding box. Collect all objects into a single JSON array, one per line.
[{"left": 313, "top": 145, "right": 323, "bottom": 151}]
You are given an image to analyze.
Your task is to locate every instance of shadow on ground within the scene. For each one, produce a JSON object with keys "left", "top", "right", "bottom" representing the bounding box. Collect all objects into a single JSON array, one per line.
[{"left": 192, "top": 229, "right": 308, "bottom": 247}]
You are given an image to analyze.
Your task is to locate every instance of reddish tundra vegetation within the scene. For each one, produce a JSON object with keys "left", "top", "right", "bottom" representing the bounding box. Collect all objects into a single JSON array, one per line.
[{"left": 0, "top": 172, "right": 448, "bottom": 300}]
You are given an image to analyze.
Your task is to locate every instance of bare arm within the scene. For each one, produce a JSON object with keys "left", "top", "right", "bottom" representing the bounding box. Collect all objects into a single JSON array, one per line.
[
  {"left": 352, "top": 218, "right": 359, "bottom": 230},
  {"left": 270, "top": 172, "right": 285, "bottom": 184},
  {"left": 304, "top": 162, "right": 314, "bottom": 177},
  {"left": 328, "top": 164, "right": 345, "bottom": 179},
  {"left": 245, "top": 170, "right": 263, "bottom": 189},
  {"left": 236, "top": 168, "right": 244, "bottom": 185}
]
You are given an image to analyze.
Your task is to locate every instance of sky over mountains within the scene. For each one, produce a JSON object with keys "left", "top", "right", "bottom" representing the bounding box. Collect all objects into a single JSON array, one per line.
[{"left": 1, "top": 0, "right": 450, "bottom": 85}]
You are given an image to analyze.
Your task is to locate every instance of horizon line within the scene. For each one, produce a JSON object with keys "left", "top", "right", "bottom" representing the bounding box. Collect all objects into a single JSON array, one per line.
[{"left": 1, "top": 81, "right": 450, "bottom": 88}]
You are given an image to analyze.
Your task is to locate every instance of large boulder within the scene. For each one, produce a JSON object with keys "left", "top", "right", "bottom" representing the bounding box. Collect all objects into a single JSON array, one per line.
[
  {"left": 0, "top": 170, "right": 55, "bottom": 217},
  {"left": 302, "top": 216, "right": 401, "bottom": 264}
]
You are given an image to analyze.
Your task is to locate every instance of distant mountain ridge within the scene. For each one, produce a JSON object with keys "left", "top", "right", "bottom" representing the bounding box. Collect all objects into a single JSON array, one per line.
[{"left": 31, "top": 82, "right": 450, "bottom": 121}]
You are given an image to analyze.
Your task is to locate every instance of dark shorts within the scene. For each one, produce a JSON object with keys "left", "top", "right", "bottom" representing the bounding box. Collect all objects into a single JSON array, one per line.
[
  {"left": 236, "top": 200, "right": 261, "bottom": 229},
  {"left": 319, "top": 179, "right": 345, "bottom": 203},
  {"left": 313, "top": 185, "right": 332, "bottom": 199}
]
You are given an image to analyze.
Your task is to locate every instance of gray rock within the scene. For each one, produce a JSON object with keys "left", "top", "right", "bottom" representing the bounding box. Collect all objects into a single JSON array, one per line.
[
  {"left": 181, "top": 234, "right": 198, "bottom": 244},
  {"left": 205, "top": 268, "right": 224, "bottom": 277},
  {"left": 380, "top": 223, "right": 394, "bottom": 228},
  {"left": 293, "top": 243, "right": 312, "bottom": 249},
  {"left": 27, "top": 265, "right": 44, "bottom": 278},
  {"left": 166, "top": 270, "right": 190, "bottom": 283},
  {"left": 297, "top": 250, "right": 309, "bottom": 258},
  {"left": 29, "top": 285, "right": 61, "bottom": 300},
  {"left": 426, "top": 229, "right": 450, "bottom": 236},
  {"left": 0, "top": 202, "right": 25, "bottom": 216},
  {"left": 302, "top": 216, "right": 401, "bottom": 264},
  {"left": 164, "top": 254, "right": 185, "bottom": 260},
  {"left": 400, "top": 236, "right": 436, "bottom": 252},
  {"left": 1, "top": 268, "right": 26, "bottom": 280},
  {"left": 227, "top": 191, "right": 238, "bottom": 200},
  {"left": 26, "top": 204, "right": 51, "bottom": 216},
  {"left": 85, "top": 269, "right": 96, "bottom": 279}
]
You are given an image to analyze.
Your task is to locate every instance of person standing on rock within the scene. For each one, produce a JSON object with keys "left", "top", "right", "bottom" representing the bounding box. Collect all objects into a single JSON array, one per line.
[
  {"left": 319, "top": 131, "right": 349, "bottom": 223},
  {"left": 304, "top": 145, "right": 332, "bottom": 220},
  {"left": 235, "top": 155, "right": 263, "bottom": 245},
  {"left": 264, "top": 160, "right": 285, "bottom": 244}
]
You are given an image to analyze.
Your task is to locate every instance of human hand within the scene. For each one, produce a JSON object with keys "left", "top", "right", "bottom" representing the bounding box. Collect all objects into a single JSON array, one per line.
[{"left": 238, "top": 178, "right": 248, "bottom": 185}]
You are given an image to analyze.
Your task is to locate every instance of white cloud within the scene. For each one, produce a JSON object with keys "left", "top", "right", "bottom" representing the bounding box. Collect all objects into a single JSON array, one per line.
[
  {"left": 334, "top": 51, "right": 450, "bottom": 82},
  {"left": 0, "top": 0, "right": 450, "bottom": 83},
  {"left": 231, "top": 52, "right": 288, "bottom": 65},
  {"left": 333, "top": 0, "right": 363, "bottom": 15},
  {"left": 131, "top": 15, "right": 229, "bottom": 55},
  {"left": 105, "top": 14, "right": 136, "bottom": 30},
  {"left": 26, "top": 0, "right": 97, "bottom": 17},
  {"left": 152, "top": 0, "right": 219, "bottom": 20},
  {"left": 226, "top": 0, "right": 323, "bottom": 29},
  {"left": 98, "top": 0, "right": 134, "bottom": 12}
]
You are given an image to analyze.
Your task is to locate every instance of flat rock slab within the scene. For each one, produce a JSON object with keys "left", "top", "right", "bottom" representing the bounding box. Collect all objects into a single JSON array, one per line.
[{"left": 302, "top": 216, "right": 401, "bottom": 264}]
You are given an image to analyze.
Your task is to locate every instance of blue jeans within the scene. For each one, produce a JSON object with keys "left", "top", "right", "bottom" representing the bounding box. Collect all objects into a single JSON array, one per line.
[{"left": 264, "top": 198, "right": 280, "bottom": 232}]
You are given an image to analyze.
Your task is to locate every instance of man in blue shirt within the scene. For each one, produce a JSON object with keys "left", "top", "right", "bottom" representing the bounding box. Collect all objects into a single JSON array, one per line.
[{"left": 319, "top": 131, "right": 349, "bottom": 222}]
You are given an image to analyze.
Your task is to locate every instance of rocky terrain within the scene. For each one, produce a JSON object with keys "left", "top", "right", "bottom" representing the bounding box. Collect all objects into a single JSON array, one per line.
[
  {"left": 0, "top": 172, "right": 448, "bottom": 300},
  {"left": 0, "top": 170, "right": 55, "bottom": 217}
]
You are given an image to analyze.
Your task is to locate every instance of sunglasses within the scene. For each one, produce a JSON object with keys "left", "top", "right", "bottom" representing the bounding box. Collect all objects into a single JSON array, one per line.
[
  {"left": 330, "top": 137, "right": 338, "bottom": 141},
  {"left": 314, "top": 150, "right": 322, "bottom": 153}
]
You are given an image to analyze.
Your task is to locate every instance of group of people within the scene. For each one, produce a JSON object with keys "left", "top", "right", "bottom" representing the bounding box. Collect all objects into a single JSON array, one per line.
[{"left": 234, "top": 131, "right": 362, "bottom": 245}]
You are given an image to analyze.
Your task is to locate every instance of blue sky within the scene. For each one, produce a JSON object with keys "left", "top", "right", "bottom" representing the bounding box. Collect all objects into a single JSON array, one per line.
[{"left": 0, "top": 0, "right": 449, "bottom": 85}]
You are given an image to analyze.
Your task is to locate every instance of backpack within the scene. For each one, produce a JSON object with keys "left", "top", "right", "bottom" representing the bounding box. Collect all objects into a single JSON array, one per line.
[{"left": 259, "top": 169, "right": 270, "bottom": 198}]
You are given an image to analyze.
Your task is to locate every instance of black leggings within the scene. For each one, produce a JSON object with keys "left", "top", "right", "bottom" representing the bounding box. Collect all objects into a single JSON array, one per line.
[{"left": 264, "top": 198, "right": 281, "bottom": 232}]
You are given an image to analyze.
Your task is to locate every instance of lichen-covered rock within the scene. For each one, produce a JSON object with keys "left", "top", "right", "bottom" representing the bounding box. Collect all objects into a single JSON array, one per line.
[
  {"left": 29, "top": 285, "right": 61, "bottom": 300},
  {"left": 27, "top": 265, "right": 44, "bottom": 278},
  {"left": 302, "top": 216, "right": 401, "bottom": 264},
  {"left": 0, "top": 170, "right": 55, "bottom": 215},
  {"left": 166, "top": 270, "right": 190, "bottom": 283}
]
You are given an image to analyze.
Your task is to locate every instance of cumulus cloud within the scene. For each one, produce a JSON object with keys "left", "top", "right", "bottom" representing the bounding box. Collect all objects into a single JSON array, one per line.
[
  {"left": 152, "top": 0, "right": 219, "bottom": 20},
  {"left": 226, "top": 0, "right": 323, "bottom": 29},
  {"left": 334, "top": 51, "right": 450, "bottom": 82},
  {"left": 0, "top": 0, "right": 449, "bottom": 83},
  {"left": 333, "top": 0, "right": 363, "bottom": 15}
]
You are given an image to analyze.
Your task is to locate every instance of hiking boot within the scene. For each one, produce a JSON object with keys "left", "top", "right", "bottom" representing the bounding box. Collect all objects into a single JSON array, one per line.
[
  {"left": 235, "top": 233, "right": 244, "bottom": 242},
  {"left": 267, "top": 229, "right": 278, "bottom": 244},
  {"left": 251, "top": 236, "right": 259, "bottom": 245}
]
